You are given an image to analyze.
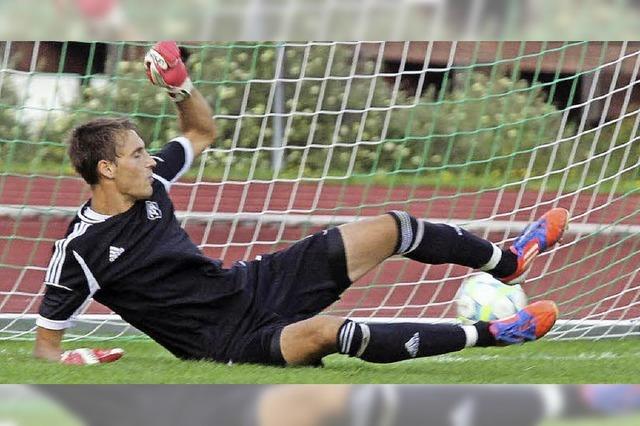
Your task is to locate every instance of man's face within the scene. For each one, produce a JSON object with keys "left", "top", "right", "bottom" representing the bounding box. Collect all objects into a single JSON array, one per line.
[{"left": 113, "top": 130, "right": 156, "bottom": 200}]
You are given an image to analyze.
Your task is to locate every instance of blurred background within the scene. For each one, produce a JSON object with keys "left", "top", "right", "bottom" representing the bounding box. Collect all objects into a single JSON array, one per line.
[
  {"left": 0, "top": 0, "right": 639, "bottom": 40},
  {"left": 1, "top": 385, "right": 640, "bottom": 426}
]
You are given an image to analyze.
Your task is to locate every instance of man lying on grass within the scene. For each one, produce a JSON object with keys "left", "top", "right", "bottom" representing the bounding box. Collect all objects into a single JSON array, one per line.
[{"left": 34, "top": 41, "right": 569, "bottom": 366}]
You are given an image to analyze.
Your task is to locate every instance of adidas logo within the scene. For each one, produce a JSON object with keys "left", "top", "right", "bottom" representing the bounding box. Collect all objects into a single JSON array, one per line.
[
  {"left": 109, "top": 246, "right": 125, "bottom": 262},
  {"left": 404, "top": 332, "right": 420, "bottom": 358}
]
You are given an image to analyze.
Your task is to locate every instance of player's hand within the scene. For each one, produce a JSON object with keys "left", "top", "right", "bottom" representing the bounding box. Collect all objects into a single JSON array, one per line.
[
  {"left": 60, "top": 348, "right": 124, "bottom": 365},
  {"left": 144, "top": 41, "right": 193, "bottom": 102}
]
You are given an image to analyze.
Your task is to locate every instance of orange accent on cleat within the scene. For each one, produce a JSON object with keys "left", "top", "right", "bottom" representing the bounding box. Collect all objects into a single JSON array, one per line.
[
  {"left": 526, "top": 300, "right": 559, "bottom": 339},
  {"left": 501, "top": 208, "right": 570, "bottom": 285},
  {"left": 489, "top": 300, "right": 559, "bottom": 345}
]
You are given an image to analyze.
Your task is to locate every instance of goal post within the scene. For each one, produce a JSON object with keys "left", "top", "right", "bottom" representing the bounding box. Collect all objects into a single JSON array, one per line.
[{"left": 0, "top": 41, "right": 638, "bottom": 341}]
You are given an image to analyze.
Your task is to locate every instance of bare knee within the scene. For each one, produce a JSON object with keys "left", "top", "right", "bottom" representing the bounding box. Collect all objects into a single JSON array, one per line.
[
  {"left": 338, "top": 214, "right": 398, "bottom": 282},
  {"left": 280, "top": 316, "right": 345, "bottom": 366}
]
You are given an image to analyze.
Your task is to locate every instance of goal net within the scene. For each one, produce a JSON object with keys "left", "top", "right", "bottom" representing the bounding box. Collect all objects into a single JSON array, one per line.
[{"left": 0, "top": 41, "right": 638, "bottom": 341}]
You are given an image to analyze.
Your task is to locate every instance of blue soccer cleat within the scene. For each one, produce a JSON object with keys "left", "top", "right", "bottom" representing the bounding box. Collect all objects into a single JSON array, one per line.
[
  {"left": 489, "top": 300, "right": 559, "bottom": 345},
  {"left": 501, "top": 208, "right": 570, "bottom": 285}
]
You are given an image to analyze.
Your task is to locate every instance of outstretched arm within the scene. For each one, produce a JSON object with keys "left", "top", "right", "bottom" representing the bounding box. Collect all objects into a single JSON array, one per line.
[{"left": 175, "top": 89, "right": 216, "bottom": 159}]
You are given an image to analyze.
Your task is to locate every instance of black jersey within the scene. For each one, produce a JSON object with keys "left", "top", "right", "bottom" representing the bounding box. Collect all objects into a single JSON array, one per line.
[{"left": 37, "top": 137, "right": 254, "bottom": 360}]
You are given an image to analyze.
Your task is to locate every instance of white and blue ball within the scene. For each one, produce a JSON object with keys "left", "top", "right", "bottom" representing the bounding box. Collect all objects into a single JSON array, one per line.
[{"left": 455, "top": 272, "right": 528, "bottom": 324}]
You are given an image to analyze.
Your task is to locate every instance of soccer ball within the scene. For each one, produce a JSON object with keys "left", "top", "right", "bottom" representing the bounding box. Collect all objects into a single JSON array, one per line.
[{"left": 455, "top": 272, "right": 528, "bottom": 324}]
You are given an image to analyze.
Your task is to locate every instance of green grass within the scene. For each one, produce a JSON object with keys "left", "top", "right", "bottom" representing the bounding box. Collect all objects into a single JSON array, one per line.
[{"left": 2, "top": 338, "right": 639, "bottom": 384}]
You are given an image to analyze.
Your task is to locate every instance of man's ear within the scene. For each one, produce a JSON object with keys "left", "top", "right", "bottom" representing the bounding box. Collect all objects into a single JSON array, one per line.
[{"left": 97, "top": 159, "right": 116, "bottom": 180}]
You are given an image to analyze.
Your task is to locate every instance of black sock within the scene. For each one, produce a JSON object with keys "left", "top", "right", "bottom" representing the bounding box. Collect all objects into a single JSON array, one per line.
[
  {"left": 337, "top": 320, "right": 467, "bottom": 364},
  {"left": 490, "top": 249, "right": 518, "bottom": 278},
  {"left": 474, "top": 321, "right": 497, "bottom": 347},
  {"left": 387, "top": 211, "right": 517, "bottom": 277}
]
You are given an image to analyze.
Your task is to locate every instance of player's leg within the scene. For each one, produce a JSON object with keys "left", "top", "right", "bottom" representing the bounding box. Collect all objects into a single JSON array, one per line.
[
  {"left": 339, "top": 208, "right": 570, "bottom": 285},
  {"left": 279, "top": 316, "right": 345, "bottom": 365},
  {"left": 338, "top": 212, "right": 515, "bottom": 283},
  {"left": 278, "top": 313, "right": 502, "bottom": 366},
  {"left": 279, "top": 300, "right": 557, "bottom": 365}
]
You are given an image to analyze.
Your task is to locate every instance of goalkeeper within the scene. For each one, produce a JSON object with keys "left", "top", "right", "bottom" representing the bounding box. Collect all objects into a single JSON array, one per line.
[{"left": 34, "top": 42, "right": 570, "bottom": 366}]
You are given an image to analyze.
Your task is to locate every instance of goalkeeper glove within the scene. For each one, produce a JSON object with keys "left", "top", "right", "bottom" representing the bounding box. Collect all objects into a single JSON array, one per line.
[
  {"left": 144, "top": 41, "right": 193, "bottom": 102},
  {"left": 60, "top": 348, "right": 124, "bottom": 365}
]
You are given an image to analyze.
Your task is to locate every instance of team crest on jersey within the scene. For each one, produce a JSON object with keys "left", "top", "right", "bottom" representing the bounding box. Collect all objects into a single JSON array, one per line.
[{"left": 145, "top": 201, "right": 162, "bottom": 220}]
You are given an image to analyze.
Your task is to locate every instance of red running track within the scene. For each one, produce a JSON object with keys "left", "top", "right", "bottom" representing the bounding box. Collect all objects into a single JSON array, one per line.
[{"left": 1, "top": 176, "right": 639, "bottom": 224}]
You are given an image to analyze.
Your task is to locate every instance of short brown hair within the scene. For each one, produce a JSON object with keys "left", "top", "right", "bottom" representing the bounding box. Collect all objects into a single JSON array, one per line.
[{"left": 68, "top": 117, "right": 138, "bottom": 185}]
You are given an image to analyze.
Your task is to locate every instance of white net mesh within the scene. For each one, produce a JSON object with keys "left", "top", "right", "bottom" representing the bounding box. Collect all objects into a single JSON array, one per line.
[{"left": 0, "top": 41, "right": 638, "bottom": 340}]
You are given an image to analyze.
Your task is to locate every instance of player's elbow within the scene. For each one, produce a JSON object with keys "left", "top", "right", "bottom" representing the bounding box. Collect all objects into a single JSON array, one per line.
[
  {"left": 200, "top": 121, "right": 216, "bottom": 144},
  {"left": 186, "top": 126, "right": 216, "bottom": 156},
  {"left": 187, "top": 112, "right": 216, "bottom": 142},
  {"left": 202, "top": 116, "right": 216, "bottom": 141}
]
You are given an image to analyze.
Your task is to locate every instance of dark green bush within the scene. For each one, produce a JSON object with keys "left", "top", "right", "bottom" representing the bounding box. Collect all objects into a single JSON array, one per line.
[{"left": 27, "top": 43, "right": 639, "bottom": 189}]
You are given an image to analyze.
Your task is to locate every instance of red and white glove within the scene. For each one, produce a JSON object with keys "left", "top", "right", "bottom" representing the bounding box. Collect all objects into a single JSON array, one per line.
[
  {"left": 144, "top": 41, "right": 193, "bottom": 102},
  {"left": 60, "top": 348, "right": 124, "bottom": 365}
]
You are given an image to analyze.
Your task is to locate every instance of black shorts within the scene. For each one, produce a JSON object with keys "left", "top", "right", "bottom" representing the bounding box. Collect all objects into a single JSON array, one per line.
[{"left": 225, "top": 227, "right": 351, "bottom": 365}]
